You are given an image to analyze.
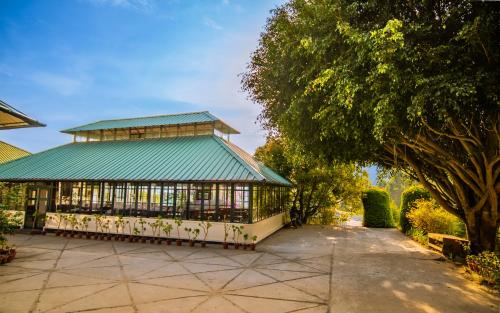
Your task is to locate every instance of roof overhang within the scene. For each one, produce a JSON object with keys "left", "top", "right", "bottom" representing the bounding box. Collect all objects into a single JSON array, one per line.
[{"left": 0, "top": 100, "right": 45, "bottom": 130}]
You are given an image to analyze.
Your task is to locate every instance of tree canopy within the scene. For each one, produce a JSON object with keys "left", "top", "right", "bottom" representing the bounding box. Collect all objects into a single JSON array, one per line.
[
  {"left": 255, "top": 137, "right": 369, "bottom": 224},
  {"left": 243, "top": 0, "right": 499, "bottom": 253}
]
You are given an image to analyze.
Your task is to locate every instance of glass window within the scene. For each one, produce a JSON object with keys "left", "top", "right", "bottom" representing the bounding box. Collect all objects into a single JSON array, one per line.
[
  {"left": 188, "top": 184, "right": 202, "bottom": 220},
  {"left": 203, "top": 184, "right": 217, "bottom": 221},
  {"left": 102, "top": 183, "right": 114, "bottom": 215},
  {"left": 218, "top": 184, "right": 232, "bottom": 222},
  {"left": 145, "top": 127, "right": 161, "bottom": 139},
  {"left": 150, "top": 183, "right": 162, "bottom": 217},
  {"left": 252, "top": 185, "right": 260, "bottom": 222},
  {"left": 136, "top": 184, "right": 149, "bottom": 217},
  {"left": 234, "top": 184, "right": 250, "bottom": 223},
  {"left": 89, "top": 183, "right": 101, "bottom": 214},
  {"left": 114, "top": 183, "right": 126, "bottom": 215},
  {"left": 125, "top": 183, "right": 137, "bottom": 216},
  {"left": 175, "top": 184, "right": 188, "bottom": 219},
  {"left": 57, "top": 182, "right": 72, "bottom": 213},
  {"left": 71, "top": 182, "right": 82, "bottom": 212},
  {"left": 161, "top": 184, "right": 175, "bottom": 218}
]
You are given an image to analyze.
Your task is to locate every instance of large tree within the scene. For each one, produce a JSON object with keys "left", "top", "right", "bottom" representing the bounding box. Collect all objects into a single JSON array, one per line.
[
  {"left": 243, "top": 0, "right": 499, "bottom": 253},
  {"left": 255, "top": 137, "right": 369, "bottom": 224}
]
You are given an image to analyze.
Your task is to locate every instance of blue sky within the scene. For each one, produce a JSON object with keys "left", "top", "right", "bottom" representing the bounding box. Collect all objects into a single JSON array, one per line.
[
  {"left": 0, "top": 0, "right": 377, "bottom": 183},
  {"left": 0, "top": 0, "right": 284, "bottom": 153}
]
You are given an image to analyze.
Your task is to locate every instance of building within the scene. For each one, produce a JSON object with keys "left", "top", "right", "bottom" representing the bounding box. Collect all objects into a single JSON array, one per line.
[
  {"left": 0, "top": 100, "right": 44, "bottom": 220},
  {"left": 0, "top": 100, "right": 45, "bottom": 129},
  {"left": 0, "top": 112, "right": 291, "bottom": 242}
]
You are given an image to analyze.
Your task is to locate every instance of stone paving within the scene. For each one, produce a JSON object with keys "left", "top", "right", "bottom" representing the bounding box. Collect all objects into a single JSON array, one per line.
[{"left": 0, "top": 225, "right": 498, "bottom": 313}]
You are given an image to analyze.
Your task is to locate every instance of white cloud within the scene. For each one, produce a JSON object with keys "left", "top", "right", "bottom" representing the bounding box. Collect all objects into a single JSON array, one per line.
[
  {"left": 203, "top": 17, "right": 223, "bottom": 30},
  {"left": 30, "top": 72, "right": 85, "bottom": 96},
  {"left": 83, "top": 0, "right": 154, "bottom": 11}
]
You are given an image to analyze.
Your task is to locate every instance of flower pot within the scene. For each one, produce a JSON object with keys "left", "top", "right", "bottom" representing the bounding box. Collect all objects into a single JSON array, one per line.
[
  {"left": 201, "top": 242, "right": 206, "bottom": 248},
  {"left": 120, "top": 236, "right": 125, "bottom": 241},
  {"left": 150, "top": 239, "right": 155, "bottom": 244},
  {"left": 223, "top": 242, "right": 229, "bottom": 249},
  {"left": 141, "top": 238, "right": 146, "bottom": 243},
  {"left": 189, "top": 240, "right": 195, "bottom": 247},
  {"left": 115, "top": 236, "right": 120, "bottom": 241},
  {"left": 157, "top": 240, "right": 162, "bottom": 245},
  {"left": 251, "top": 244, "right": 256, "bottom": 251},
  {"left": 166, "top": 239, "right": 172, "bottom": 245},
  {"left": 86, "top": 233, "right": 91, "bottom": 239},
  {"left": 55, "top": 231, "right": 61, "bottom": 237},
  {"left": 128, "top": 237, "right": 134, "bottom": 242},
  {"left": 243, "top": 244, "right": 248, "bottom": 250},
  {"left": 176, "top": 240, "right": 182, "bottom": 246},
  {"left": 234, "top": 244, "right": 240, "bottom": 250}
]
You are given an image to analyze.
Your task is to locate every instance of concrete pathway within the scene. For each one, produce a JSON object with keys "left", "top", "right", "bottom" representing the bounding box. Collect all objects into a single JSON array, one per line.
[{"left": 0, "top": 225, "right": 498, "bottom": 313}]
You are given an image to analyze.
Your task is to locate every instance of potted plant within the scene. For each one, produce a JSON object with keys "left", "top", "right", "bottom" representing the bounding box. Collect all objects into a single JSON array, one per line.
[
  {"left": 133, "top": 226, "right": 140, "bottom": 242},
  {"left": 94, "top": 214, "right": 103, "bottom": 239},
  {"left": 251, "top": 235, "right": 257, "bottom": 251},
  {"left": 101, "top": 220, "right": 111, "bottom": 240},
  {"left": 81, "top": 216, "right": 91, "bottom": 239},
  {"left": 191, "top": 228, "right": 200, "bottom": 247},
  {"left": 174, "top": 217, "right": 183, "bottom": 246},
  {"left": 128, "top": 219, "right": 136, "bottom": 242},
  {"left": 121, "top": 219, "right": 129, "bottom": 241},
  {"left": 149, "top": 216, "right": 163, "bottom": 244},
  {"left": 223, "top": 219, "right": 230, "bottom": 249},
  {"left": 61, "top": 214, "right": 70, "bottom": 237},
  {"left": 184, "top": 227, "right": 193, "bottom": 246},
  {"left": 68, "top": 214, "right": 78, "bottom": 238},
  {"left": 138, "top": 217, "right": 147, "bottom": 243},
  {"left": 162, "top": 222, "right": 173, "bottom": 245},
  {"left": 114, "top": 216, "right": 124, "bottom": 241},
  {"left": 243, "top": 233, "right": 249, "bottom": 250},
  {"left": 231, "top": 225, "right": 243, "bottom": 249},
  {"left": 0, "top": 208, "right": 19, "bottom": 263},
  {"left": 198, "top": 221, "right": 212, "bottom": 248},
  {"left": 51, "top": 211, "right": 64, "bottom": 236}
]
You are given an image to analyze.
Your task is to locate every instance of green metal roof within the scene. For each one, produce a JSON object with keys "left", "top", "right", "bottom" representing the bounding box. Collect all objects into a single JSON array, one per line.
[
  {"left": 0, "top": 141, "right": 30, "bottom": 164},
  {"left": 0, "top": 135, "right": 291, "bottom": 186},
  {"left": 61, "top": 111, "right": 239, "bottom": 134},
  {"left": 0, "top": 100, "right": 45, "bottom": 130}
]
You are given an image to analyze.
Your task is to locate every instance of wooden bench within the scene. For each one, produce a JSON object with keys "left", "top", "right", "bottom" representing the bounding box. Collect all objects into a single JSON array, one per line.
[{"left": 428, "top": 233, "right": 469, "bottom": 260}]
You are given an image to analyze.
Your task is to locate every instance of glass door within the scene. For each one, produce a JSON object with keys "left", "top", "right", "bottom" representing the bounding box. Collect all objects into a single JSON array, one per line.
[{"left": 25, "top": 186, "right": 50, "bottom": 229}]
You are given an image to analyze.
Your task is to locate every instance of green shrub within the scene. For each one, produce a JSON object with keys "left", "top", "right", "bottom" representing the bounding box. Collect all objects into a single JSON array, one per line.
[
  {"left": 467, "top": 251, "right": 500, "bottom": 288},
  {"left": 406, "top": 199, "right": 465, "bottom": 237},
  {"left": 362, "top": 188, "right": 393, "bottom": 228},
  {"left": 400, "top": 186, "right": 430, "bottom": 233},
  {"left": 407, "top": 228, "right": 428, "bottom": 246}
]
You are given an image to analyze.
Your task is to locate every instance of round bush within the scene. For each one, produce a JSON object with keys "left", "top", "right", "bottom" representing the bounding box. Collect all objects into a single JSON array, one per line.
[
  {"left": 362, "top": 188, "right": 393, "bottom": 228},
  {"left": 400, "top": 185, "right": 431, "bottom": 233}
]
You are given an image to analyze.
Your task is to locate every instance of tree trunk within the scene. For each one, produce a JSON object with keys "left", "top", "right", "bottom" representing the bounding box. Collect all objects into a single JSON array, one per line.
[{"left": 465, "top": 207, "right": 498, "bottom": 254}]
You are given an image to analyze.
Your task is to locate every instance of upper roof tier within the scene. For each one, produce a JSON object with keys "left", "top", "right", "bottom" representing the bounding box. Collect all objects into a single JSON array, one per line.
[
  {"left": 0, "top": 100, "right": 45, "bottom": 130},
  {"left": 61, "top": 111, "right": 239, "bottom": 135}
]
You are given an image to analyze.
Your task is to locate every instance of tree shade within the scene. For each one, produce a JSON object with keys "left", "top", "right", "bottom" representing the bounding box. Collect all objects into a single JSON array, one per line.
[{"left": 242, "top": 0, "right": 499, "bottom": 253}]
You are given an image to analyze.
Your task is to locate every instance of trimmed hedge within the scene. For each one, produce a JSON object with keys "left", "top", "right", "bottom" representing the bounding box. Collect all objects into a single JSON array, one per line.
[
  {"left": 362, "top": 188, "right": 393, "bottom": 228},
  {"left": 400, "top": 186, "right": 431, "bottom": 233}
]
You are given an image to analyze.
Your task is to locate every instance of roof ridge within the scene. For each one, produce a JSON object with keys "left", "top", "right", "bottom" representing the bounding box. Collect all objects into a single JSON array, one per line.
[{"left": 211, "top": 136, "right": 266, "bottom": 182}]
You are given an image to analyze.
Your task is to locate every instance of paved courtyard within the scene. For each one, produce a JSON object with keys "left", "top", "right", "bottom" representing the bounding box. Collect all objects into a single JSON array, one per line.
[{"left": 0, "top": 225, "right": 498, "bottom": 313}]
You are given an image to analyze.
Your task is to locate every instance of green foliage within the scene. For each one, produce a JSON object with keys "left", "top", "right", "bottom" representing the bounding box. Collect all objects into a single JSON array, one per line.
[
  {"left": 255, "top": 136, "right": 370, "bottom": 224},
  {"left": 406, "top": 199, "right": 465, "bottom": 237},
  {"left": 407, "top": 228, "right": 428, "bottom": 246},
  {"left": 467, "top": 252, "right": 500, "bottom": 288},
  {"left": 242, "top": 0, "right": 500, "bottom": 253},
  {"left": 362, "top": 188, "right": 393, "bottom": 228},
  {"left": 0, "top": 209, "right": 23, "bottom": 249},
  {"left": 400, "top": 186, "right": 431, "bottom": 233}
]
